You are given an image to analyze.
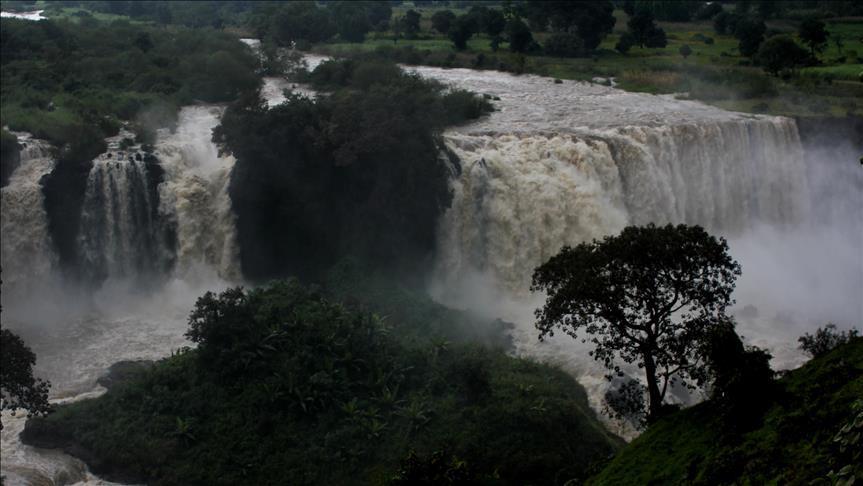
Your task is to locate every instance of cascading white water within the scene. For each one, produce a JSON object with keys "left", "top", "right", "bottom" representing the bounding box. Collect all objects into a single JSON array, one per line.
[
  {"left": 78, "top": 132, "right": 167, "bottom": 282},
  {"left": 155, "top": 105, "right": 241, "bottom": 281},
  {"left": 0, "top": 135, "right": 56, "bottom": 293},
  {"left": 435, "top": 118, "right": 809, "bottom": 291}
]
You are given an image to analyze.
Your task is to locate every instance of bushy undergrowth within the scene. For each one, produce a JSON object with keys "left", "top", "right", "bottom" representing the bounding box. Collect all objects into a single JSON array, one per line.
[{"left": 23, "top": 280, "right": 622, "bottom": 486}]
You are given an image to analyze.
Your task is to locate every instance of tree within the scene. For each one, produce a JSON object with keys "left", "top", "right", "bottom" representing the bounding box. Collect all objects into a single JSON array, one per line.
[
  {"left": 481, "top": 8, "right": 506, "bottom": 37},
  {"left": 679, "top": 44, "right": 692, "bottom": 58},
  {"left": 713, "top": 11, "right": 742, "bottom": 36},
  {"left": 332, "top": 1, "right": 372, "bottom": 43},
  {"left": 400, "top": 9, "right": 421, "bottom": 39},
  {"left": 694, "top": 2, "right": 723, "bottom": 21},
  {"left": 756, "top": 35, "right": 809, "bottom": 76},
  {"left": 735, "top": 18, "right": 766, "bottom": 57},
  {"left": 531, "top": 224, "right": 741, "bottom": 423},
  {"left": 699, "top": 320, "right": 774, "bottom": 430},
  {"left": 544, "top": 32, "right": 584, "bottom": 58},
  {"left": 1, "top": 270, "right": 51, "bottom": 430},
  {"left": 431, "top": 10, "right": 456, "bottom": 34},
  {"left": 364, "top": 0, "right": 393, "bottom": 32},
  {"left": 505, "top": 17, "right": 534, "bottom": 53},
  {"left": 522, "top": 0, "right": 616, "bottom": 50},
  {"left": 0, "top": 329, "right": 52, "bottom": 429},
  {"left": 627, "top": 11, "right": 667, "bottom": 48},
  {"left": 799, "top": 17, "right": 828, "bottom": 57},
  {"left": 615, "top": 32, "right": 636, "bottom": 54},
  {"left": 133, "top": 32, "right": 153, "bottom": 52},
  {"left": 798, "top": 323, "right": 859, "bottom": 358},
  {"left": 448, "top": 15, "right": 476, "bottom": 51},
  {"left": 632, "top": 0, "right": 699, "bottom": 22},
  {"left": 832, "top": 32, "right": 844, "bottom": 55}
]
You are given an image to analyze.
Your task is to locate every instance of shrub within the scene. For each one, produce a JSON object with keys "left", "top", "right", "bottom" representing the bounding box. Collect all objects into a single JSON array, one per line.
[
  {"left": 616, "top": 32, "right": 636, "bottom": 54},
  {"left": 679, "top": 44, "right": 693, "bottom": 58},
  {"left": 543, "top": 32, "right": 585, "bottom": 58}
]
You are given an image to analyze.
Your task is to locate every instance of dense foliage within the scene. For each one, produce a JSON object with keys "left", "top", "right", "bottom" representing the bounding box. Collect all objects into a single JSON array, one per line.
[
  {"left": 626, "top": 11, "right": 668, "bottom": 49},
  {"left": 757, "top": 35, "right": 811, "bottom": 76},
  {"left": 215, "top": 59, "right": 491, "bottom": 281},
  {"left": 22, "top": 280, "right": 622, "bottom": 485},
  {"left": 589, "top": 338, "right": 863, "bottom": 485},
  {"left": 531, "top": 224, "right": 742, "bottom": 423}
]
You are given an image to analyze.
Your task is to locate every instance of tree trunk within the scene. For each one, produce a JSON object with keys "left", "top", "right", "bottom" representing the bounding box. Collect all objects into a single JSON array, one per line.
[{"left": 643, "top": 352, "right": 663, "bottom": 423}]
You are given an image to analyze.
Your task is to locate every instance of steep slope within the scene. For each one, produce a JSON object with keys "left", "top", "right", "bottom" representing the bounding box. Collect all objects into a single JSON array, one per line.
[{"left": 590, "top": 338, "right": 863, "bottom": 485}]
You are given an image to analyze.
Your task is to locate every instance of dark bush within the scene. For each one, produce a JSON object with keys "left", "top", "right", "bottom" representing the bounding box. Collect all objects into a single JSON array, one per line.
[{"left": 543, "top": 32, "right": 585, "bottom": 58}]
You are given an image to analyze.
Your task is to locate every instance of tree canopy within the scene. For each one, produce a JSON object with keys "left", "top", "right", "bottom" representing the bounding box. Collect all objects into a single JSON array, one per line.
[
  {"left": 798, "top": 17, "right": 828, "bottom": 57},
  {"left": 531, "top": 224, "right": 742, "bottom": 422},
  {"left": 215, "top": 59, "right": 492, "bottom": 281},
  {"left": 627, "top": 11, "right": 668, "bottom": 49},
  {"left": 757, "top": 35, "right": 810, "bottom": 76}
]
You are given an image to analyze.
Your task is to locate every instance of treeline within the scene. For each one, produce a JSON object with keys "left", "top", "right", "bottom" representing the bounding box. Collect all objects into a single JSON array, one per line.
[
  {"left": 1, "top": 17, "right": 258, "bottom": 163},
  {"left": 216, "top": 59, "right": 492, "bottom": 282}
]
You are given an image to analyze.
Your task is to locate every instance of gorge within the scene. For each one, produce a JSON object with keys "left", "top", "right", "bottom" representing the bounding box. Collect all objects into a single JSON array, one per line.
[{"left": 1, "top": 50, "right": 861, "bottom": 484}]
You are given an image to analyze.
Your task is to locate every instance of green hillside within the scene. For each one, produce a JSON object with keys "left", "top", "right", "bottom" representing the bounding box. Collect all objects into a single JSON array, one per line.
[{"left": 590, "top": 338, "right": 863, "bottom": 485}]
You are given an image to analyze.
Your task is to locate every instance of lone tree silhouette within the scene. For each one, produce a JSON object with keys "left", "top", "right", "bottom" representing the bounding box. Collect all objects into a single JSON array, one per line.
[{"left": 531, "top": 224, "right": 741, "bottom": 423}]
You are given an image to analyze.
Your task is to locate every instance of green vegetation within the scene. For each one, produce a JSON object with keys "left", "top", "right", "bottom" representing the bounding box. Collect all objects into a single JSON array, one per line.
[
  {"left": 21, "top": 279, "right": 622, "bottom": 485},
  {"left": 0, "top": 17, "right": 258, "bottom": 163},
  {"left": 216, "top": 58, "right": 491, "bottom": 281},
  {"left": 589, "top": 337, "right": 863, "bottom": 485}
]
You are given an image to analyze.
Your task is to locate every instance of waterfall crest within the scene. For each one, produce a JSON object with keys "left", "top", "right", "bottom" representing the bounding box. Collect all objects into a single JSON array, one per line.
[{"left": 436, "top": 118, "right": 809, "bottom": 291}]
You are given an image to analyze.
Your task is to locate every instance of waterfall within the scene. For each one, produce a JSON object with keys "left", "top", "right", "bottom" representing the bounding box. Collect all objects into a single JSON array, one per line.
[
  {"left": 435, "top": 118, "right": 809, "bottom": 291},
  {"left": 155, "top": 105, "right": 241, "bottom": 281},
  {"left": 78, "top": 132, "right": 169, "bottom": 282},
  {"left": 0, "top": 135, "right": 56, "bottom": 291}
]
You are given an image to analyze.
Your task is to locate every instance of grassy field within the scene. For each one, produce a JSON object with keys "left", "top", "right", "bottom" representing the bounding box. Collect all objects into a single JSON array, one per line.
[{"left": 318, "top": 8, "right": 863, "bottom": 118}]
